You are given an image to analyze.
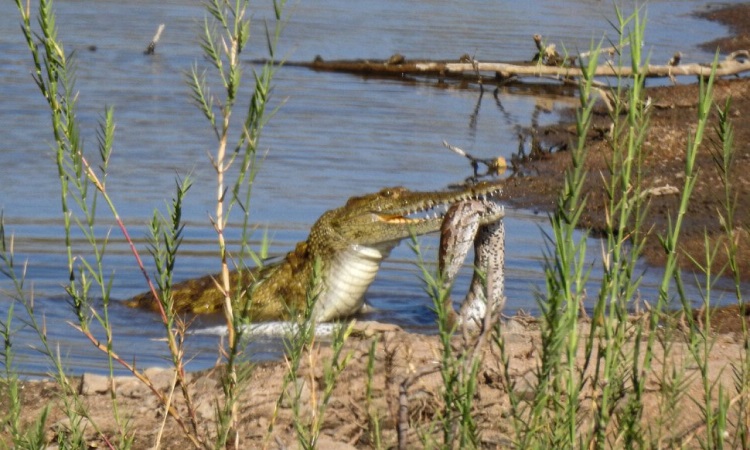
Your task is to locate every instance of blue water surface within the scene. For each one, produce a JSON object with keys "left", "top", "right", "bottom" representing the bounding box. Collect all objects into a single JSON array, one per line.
[{"left": 0, "top": 0, "right": 744, "bottom": 375}]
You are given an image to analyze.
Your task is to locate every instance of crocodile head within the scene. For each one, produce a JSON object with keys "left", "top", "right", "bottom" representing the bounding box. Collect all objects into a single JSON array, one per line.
[
  {"left": 305, "top": 181, "right": 505, "bottom": 321},
  {"left": 126, "top": 181, "right": 505, "bottom": 322},
  {"left": 311, "top": 181, "right": 505, "bottom": 253}
]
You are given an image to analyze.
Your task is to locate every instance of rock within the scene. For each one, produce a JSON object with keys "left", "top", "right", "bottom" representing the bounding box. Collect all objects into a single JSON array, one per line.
[
  {"left": 351, "top": 320, "right": 403, "bottom": 338},
  {"left": 79, "top": 373, "right": 111, "bottom": 395},
  {"left": 47, "top": 417, "right": 93, "bottom": 444},
  {"left": 79, "top": 372, "right": 157, "bottom": 398},
  {"left": 115, "top": 378, "right": 146, "bottom": 399},
  {"left": 142, "top": 367, "right": 176, "bottom": 390}
]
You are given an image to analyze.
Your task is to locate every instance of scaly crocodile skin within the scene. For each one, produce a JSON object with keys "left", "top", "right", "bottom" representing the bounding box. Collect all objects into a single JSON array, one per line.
[{"left": 127, "top": 182, "right": 504, "bottom": 323}]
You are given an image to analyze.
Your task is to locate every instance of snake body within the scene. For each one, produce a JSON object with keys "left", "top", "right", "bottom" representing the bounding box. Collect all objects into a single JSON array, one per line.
[{"left": 439, "top": 199, "right": 505, "bottom": 329}]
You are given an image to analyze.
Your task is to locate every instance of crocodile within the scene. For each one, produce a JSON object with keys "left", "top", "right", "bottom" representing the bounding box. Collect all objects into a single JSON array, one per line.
[{"left": 126, "top": 182, "right": 505, "bottom": 324}]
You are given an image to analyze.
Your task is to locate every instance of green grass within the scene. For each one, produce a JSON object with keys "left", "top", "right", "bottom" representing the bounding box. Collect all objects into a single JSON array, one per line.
[
  {"left": 1, "top": 1, "right": 748, "bottom": 449},
  {"left": 4, "top": 0, "right": 287, "bottom": 447}
]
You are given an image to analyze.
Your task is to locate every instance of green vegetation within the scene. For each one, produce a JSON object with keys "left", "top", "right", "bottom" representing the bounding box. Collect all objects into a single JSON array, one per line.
[
  {"left": 4, "top": 0, "right": 288, "bottom": 447},
  {"left": 1, "top": 1, "right": 748, "bottom": 449}
]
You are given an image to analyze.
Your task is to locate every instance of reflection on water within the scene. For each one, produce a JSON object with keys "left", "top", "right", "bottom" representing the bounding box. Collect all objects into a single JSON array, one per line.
[{"left": 0, "top": 0, "right": 745, "bottom": 375}]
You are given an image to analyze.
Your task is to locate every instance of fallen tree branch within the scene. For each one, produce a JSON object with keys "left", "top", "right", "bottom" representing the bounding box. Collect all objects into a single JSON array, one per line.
[
  {"left": 277, "top": 35, "right": 750, "bottom": 84},
  {"left": 441, "top": 51, "right": 749, "bottom": 79}
]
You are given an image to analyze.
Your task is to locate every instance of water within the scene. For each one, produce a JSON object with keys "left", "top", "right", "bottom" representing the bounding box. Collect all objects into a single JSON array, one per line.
[{"left": 0, "top": 0, "right": 744, "bottom": 375}]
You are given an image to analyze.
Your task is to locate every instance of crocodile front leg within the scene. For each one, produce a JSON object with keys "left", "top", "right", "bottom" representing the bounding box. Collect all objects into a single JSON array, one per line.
[{"left": 439, "top": 199, "right": 505, "bottom": 330}]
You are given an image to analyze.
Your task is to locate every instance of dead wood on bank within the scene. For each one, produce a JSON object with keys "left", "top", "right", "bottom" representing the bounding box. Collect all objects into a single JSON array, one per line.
[
  {"left": 269, "top": 34, "right": 750, "bottom": 86},
  {"left": 283, "top": 50, "right": 750, "bottom": 83}
]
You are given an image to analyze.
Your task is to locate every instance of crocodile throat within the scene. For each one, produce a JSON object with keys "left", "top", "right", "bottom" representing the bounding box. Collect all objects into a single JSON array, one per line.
[{"left": 126, "top": 181, "right": 505, "bottom": 323}]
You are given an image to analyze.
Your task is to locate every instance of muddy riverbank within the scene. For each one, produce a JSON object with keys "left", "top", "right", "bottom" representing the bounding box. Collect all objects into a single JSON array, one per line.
[
  {"left": 505, "top": 4, "right": 750, "bottom": 285},
  {"left": 3, "top": 3, "right": 750, "bottom": 449}
]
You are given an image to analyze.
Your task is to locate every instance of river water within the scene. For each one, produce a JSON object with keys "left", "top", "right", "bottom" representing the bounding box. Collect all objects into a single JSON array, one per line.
[{"left": 0, "top": 0, "right": 745, "bottom": 375}]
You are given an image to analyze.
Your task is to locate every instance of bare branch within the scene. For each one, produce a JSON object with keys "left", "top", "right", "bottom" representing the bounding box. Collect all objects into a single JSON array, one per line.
[
  {"left": 287, "top": 44, "right": 750, "bottom": 84},
  {"left": 144, "top": 23, "right": 165, "bottom": 55}
]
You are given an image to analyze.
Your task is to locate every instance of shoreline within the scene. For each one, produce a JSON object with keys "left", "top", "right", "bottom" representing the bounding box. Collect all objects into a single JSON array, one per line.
[
  {"left": 502, "top": 4, "right": 750, "bottom": 285},
  {"left": 3, "top": 3, "right": 750, "bottom": 449}
]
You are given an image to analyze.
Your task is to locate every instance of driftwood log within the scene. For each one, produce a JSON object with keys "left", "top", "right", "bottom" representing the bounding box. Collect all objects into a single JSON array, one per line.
[
  {"left": 273, "top": 35, "right": 750, "bottom": 85},
  {"left": 439, "top": 51, "right": 750, "bottom": 79},
  {"left": 283, "top": 50, "right": 750, "bottom": 84}
]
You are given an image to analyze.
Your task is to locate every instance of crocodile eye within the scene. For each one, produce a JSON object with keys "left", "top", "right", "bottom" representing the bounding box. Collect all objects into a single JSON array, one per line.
[{"left": 380, "top": 187, "right": 405, "bottom": 198}]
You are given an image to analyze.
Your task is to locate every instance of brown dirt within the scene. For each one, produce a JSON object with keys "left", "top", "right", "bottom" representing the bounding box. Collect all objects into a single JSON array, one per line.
[
  {"left": 505, "top": 75, "right": 750, "bottom": 283},
  {"left": 4, "top": 4, "right": 750, "bottom": 450},
  {"left": 2, "top": 318, "right": 747, "bottom": 449},
  {"left": 502, "top": 4, "right": 750, "bottom": 335}
]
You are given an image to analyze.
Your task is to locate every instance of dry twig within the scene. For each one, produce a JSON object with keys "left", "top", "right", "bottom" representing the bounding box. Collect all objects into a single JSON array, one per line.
[
  {"left": 144, "top": 23, "right": 165, "bottom": 55},
  {"left": 398, "top": 364, "right": 440, "bottom": 450},
  {"left": 443, "top": 140, "right": 507, "bottom": 178}
]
